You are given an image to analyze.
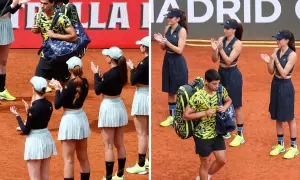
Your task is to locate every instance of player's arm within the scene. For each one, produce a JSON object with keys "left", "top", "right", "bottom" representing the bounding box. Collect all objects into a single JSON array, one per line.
[
  {"left": 183, "top": 105, "right": 208, "bottom": 120},
  {"left": 51, "top": 26, "right": 77, "bottom": 42},
  {"left": 31, "top": 13, "right": 41, "bottom": 34},
  {"left": 183, "top": 92, "right": 210, "bottom": 120},
  {"left": 222, "top": 88, "right": 232, "bottom": 111},
  {"left": 48, "top": 16, "right": 77, "bottom": 42},
  {"left": 164, "top": 27, "right": 187, "bottom": 54},
  {"left": 219, "top": 40, "right": 243, "bottom": 65}
]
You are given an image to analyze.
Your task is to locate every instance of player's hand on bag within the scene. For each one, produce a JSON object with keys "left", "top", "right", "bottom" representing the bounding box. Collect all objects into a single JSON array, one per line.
[
  {"left": 126, "top": 59, "right": 134, "bottom": 70},
  {"left": 10, "top": 106, "right": 19, "bottom": 117},
  {"left": 211, "top": 38, "right": 218, "bottom": 51},
  {"left": 47, "top": 30, "right": 55, "bottom": 38},
  {"left": 31, "top": 25, "right": 40, "bottom": 33},
  {"left": 260, "top": 54, "right": 271, "bottom": 64},
  {"left": 217, "top": 106, "right": 225, "bottom": 113},
  {"left": 206, "top": 109, "right": 216, "bottom": 117}
]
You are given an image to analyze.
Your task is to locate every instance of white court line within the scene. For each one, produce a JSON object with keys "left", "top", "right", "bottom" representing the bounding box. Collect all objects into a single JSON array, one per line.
[
  {"left": 186, "top": 39, "right": 300, "bottom": 44},
  {"left": 186, "top": 43, "right": 300, "bottom": 48}
]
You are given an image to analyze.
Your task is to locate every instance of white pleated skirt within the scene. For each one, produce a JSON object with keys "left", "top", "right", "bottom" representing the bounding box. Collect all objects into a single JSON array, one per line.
[
  {"left": 58, "top": 109, "right": 90, "bottom": 140},
  {"left": 24, "top": 128, "right": 57, "bottom": 160},
  {"left": 131, "top": 87, "right": 149, "bottom": 116},
  {"left": 0, "top": 17, "right": 14, "bottom": 45},
  {"left": 98, "top": 97, "right": 128, "bottom": 127}
]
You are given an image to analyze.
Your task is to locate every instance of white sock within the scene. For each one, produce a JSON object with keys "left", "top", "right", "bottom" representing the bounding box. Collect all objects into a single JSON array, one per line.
[
  {"left": 208, "top": 174, "right": 212, "bottom": 180},
  {"left": 196, "top": 175, "right": 212, "bottom": 180}
]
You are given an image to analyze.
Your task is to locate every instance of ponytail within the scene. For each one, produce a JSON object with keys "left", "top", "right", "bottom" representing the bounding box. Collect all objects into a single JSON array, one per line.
[
  {"left": 34, "top": 88, "right": 46, "bottom": 96},
  {"left": 286, "top": 30, "right": 296, "bottom": 52},
  {"left": 231, "top": 19, "right": 243, "bottom": 40},
  {"left": 178, "top": 10, "right": 188, "bottom": 33},
  {"left": 72, "top": 66, "right": 83, "bottom": 105},
  {"left": 169, "top": 8, "right": 188, "bottom": 33},
  {"left": 117, "top": 56, "right": 128, "bottom": 86}
]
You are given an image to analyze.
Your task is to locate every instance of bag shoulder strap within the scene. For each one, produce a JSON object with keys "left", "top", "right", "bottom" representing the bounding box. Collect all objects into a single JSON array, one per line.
[
  {"left": 197, "top": 91, "right": 211, "bottom": 109},
  {"left": 67, "top": 3, "right": 72, "bottom": 14},
  {"left": 60, "top": 3, "right": 71, "bottom": 16},
  {"left": 49, "top": 11, "right": 61, "bottom": 30},
  {"left": 217, "top": 84, "right": 223, "bottom": 105}
]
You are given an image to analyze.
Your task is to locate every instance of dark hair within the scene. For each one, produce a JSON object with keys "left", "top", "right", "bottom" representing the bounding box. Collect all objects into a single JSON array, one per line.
[
  {"left": 34, "top": 88, "right": 46, "bottom": 96},
  {"left": 205, "top": 69, "right": 220, "bottom": 83},
  {"left": 115, "top": 56, "right": 128, "bottom": 86},
  {"left": 282, "top": 30, "right": 296, "bottom": 52},
  {"left": 230, "top": 19, "right": 243, "bottom": 40},
  {"left": 49, "top": 0, "right": 55, "bottom": 3},
  {"left": 143, "top": 45, "right": 149, "bottom": 54},
  {"left": 169, "top": 8, "right": 188, "bottom": 33},
  {"left": 72, "top": 66, "right": 83, "bottom": 105}
]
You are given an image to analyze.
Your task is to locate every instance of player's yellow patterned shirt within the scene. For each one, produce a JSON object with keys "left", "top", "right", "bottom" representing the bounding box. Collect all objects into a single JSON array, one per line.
[
  {"left": 34, "top": 9, "right": 71, "bottom": 41},
  {"left": 189, "top": 87, "right": 228, "bottom": 139}
]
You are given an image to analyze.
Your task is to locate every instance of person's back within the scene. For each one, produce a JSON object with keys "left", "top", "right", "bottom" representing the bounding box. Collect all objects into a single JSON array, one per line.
[
  {"left": 53, "top": 56, "right": 91, "bottom": 180},
  {"left": 54, "top": 77, "right": 89, "bottom": 109}
]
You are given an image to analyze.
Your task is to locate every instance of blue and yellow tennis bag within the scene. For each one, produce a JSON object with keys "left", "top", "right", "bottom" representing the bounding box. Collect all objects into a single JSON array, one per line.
[{"left": 173, "top": 77, "right": 204, "bottom": 139}]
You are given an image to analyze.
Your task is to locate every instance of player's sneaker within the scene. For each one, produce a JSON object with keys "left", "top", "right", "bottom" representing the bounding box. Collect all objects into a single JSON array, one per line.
[
  {"left": 270, "top": 144, "right": 285, "bottom": 156},
  {"left": 160, "top": 116, "right": 174, "bottom": 127}
]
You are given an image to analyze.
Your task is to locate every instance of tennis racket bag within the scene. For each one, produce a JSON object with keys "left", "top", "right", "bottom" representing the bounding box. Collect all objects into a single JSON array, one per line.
[{"left": 173, "top": 77, "right": 204, "bottom": 139}]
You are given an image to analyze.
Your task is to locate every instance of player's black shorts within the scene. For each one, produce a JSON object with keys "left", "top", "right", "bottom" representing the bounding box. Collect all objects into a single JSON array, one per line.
[
  {"left": 35, "top": 57, "right": 70, "bottom": 83},
  {"left": 193, "top": 134, "right": 226, "bottom": 157}
]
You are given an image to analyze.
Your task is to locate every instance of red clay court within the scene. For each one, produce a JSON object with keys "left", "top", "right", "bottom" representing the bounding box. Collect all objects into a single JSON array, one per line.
[
  {"left": 0, "top": 49, "right": 149, "bottom": 180},
  {"left": 151, "top": 42, "right": 300, "bottom": 180}
]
